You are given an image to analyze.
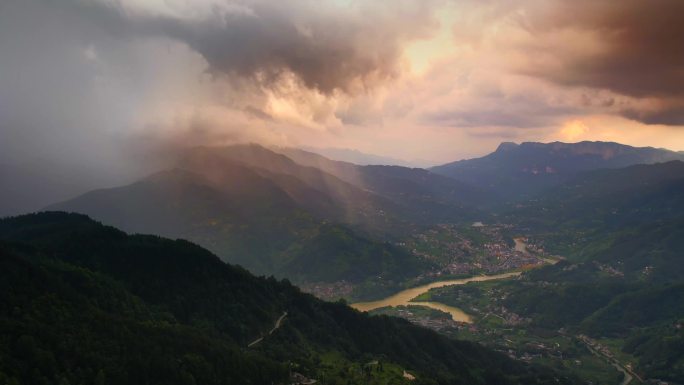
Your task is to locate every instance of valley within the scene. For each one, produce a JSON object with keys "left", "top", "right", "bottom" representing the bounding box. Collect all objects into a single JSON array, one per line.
[
  {"left": 351, "top": 271, "right": 522, "bottom": 322},
  {"left": 362, "top": 215, "right": 684, "bottom": 383},
  {"left": 350, "top": 236, "right": 642, "bottom": 384},
  {"left": 341, "top": 154, "right": 684, "bottom": 385},
  {"left": 5, "top": 2, "right": 684, "bottom": 383},
  {"left": 302, "top": 222, "right": 554, "bottom": 301},
  {"left": 4, "top": 140, "right": 684, "bottom": 385}
]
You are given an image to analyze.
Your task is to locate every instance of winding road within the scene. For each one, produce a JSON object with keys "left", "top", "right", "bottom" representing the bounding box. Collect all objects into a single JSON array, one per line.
[
  {"left": 577, "top": 335, "right": 642, "bottom": 385},
  {"left": 248, "top": 311, "right": 288, "bottom": 348}
]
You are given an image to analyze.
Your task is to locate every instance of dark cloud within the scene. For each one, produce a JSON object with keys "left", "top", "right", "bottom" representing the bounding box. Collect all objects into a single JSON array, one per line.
[
  {"left": 3, "top": 0, "right": 684, "bottom": 218},
  {"left": 520, "top": 0, "right": 684, "bottom": 97},
  {"left": 513, "top": 0, "right": 684, "bottom": 124},
  {"left": 0, "top": 0, "right": 195, "bottom": 214},
  {"left": 0, "top": 0, "right": 437, "bottom": 214},
  {"left": 421, "top": 88, "right": 577, "bottom": 128},
  {"left": 85, "top": 0, "right": 437, "bottom": 95},
  {"left": 621, "top": 105, "right": 684, "bottom": 126}
]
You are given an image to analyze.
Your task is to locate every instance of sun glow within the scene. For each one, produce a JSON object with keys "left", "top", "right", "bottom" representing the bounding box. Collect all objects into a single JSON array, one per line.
[
  {"left": 404, "top": 5, "right": 458, "bottom": 75},
  {"left": 560, "top": 120, "right": 590, "bottom": 141}
]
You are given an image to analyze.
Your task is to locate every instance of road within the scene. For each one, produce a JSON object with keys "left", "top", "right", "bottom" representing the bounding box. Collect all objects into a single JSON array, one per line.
[
  {"left": 577, "top": 335, "right": 642, "bottom": 385},
  {"left": 248, "top": 311, "right": 288, "bottom": 348}
]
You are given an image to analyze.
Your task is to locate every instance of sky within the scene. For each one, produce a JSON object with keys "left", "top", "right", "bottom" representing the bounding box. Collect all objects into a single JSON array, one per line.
[{"left": 2, "top": 0, "right": 684, "bottom": 183}]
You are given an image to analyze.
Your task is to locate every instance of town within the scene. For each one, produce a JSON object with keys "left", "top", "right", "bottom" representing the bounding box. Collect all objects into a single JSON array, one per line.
[
  {"left": 405, "top": 222, "right": 555, "bottom": 279},
  {"left": 301, "top": 222, "right": 558, "bottom": 301}
]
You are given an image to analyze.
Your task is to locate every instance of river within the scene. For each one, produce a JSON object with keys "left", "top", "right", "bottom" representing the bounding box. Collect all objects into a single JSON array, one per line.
[
  {"left": 515, "top": 237, "right": 560, "bottom": 265},
  {"left": 351, "top": 271, "right": 521, "bottom": 322}
]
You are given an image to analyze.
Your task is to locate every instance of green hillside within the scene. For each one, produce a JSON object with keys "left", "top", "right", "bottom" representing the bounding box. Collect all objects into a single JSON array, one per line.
[
  {"left": 0, "top": 212, "right": 578, "bottom": 385},
  {"left": 498, "top": 161, "right": 684, "bottom": 263},
  {"left": 47, "top": 165, "right": 431, "bottom": 296}
]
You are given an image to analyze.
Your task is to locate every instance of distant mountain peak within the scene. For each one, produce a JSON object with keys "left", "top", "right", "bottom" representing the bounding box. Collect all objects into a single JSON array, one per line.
[
  {"left": 431, "top": 140, "right": 684, "bottom": 201},
  {"left": 493, "top": 140, "right": 674, "bottom": 160},
  {"left": 495, "top": 142, "right": 519, "bottom": 152}
]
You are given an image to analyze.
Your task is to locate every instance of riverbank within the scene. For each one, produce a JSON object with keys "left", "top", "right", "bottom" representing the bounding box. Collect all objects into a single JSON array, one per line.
[
  {"left": 351, "top": 271, "right": 521, "bottom": 322},
  {"left": 351, "top": 236, "right": 560, "bottom": 321}
]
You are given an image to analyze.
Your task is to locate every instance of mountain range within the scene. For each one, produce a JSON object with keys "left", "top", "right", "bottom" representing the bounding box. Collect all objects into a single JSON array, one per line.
[
  {"left": 48, "top": 144, "right": 470, "bottom": 295},
  {"left": 431, "top": 141, "right": 684, "bottom": 201},
  {"left": 4, "top": 139, "right": 684, "bottom": 383},
  {"left": 45, "top": 141, "right": 684, "bottom": 294}
]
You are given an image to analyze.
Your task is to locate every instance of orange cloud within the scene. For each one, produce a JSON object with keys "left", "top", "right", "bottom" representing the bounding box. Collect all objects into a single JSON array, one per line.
[{"left": 560, "top": 120, "right": 590, "bottom": 141}]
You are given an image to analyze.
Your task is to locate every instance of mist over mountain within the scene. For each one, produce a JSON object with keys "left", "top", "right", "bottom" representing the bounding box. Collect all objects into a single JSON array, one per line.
[
  {"left": 48, "top": 145, "right": 469, "bottom": 296},
  {"left": 272, "top": 146, "right": 487, "bottom": 218},
  {"left": 43, "top": 141, "right": 684, "bottom": 290},
  {"left": 49, "top": 143, "right": 485, "bottom": 233},
  {"left": 0, "top": 159, "right": 144, "bottom": 217},
  {"left": 47, "top": 173, "right": 419, "bottom": 292},
  {"left": 300, "top": 146, "right": 432, "bottom": 167}
]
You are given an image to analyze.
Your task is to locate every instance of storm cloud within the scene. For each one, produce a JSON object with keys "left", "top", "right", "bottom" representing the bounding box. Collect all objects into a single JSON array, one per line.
[
  {"left": 505, "top": 0, "right": 684, "bottom": 124},
  {"left": 2, "top": 0, "right": 684, "bottom": 215},
  {"left": 72, "top": 0, "right": 438, "bottom": 95},
  {"left": 517, "top": 0, "right": 684, "bottom": 98}
]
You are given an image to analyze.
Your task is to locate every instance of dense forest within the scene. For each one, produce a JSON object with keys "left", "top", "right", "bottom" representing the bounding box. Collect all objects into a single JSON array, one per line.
[{"left": 0, "top": 212, "right": 579, "bottom": 385}]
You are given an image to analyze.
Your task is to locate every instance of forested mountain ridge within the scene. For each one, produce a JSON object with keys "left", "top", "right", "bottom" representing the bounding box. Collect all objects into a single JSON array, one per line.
[
  {"left": 0, "top": 212, "right": 579, "bottom": 385},
  {"left": 431, "top": 141, "right": 684, "bottom": 201},
  {"left": 46, "top": 144, "right": 493, "bottom": 298},
  {"left": 509, "top": 161, "right": 684, "bottom": 265},
  {"left": 47, "top": 156, "right": 431, "bottom": 294}
]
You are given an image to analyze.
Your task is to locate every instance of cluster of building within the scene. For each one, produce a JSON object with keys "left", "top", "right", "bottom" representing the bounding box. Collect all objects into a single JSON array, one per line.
[
  {"left": 578, "top": 335, "right": 615, "bottom": 359},
  {"left": 490, "top": 306, "right": 529, "bottom": 326},
  {"left": 498, "top": 341, "right": 565, "bottom": 363},
  {"left": 593, "top": 261, "right": 625, "bottom": 277},
  {"left": 407, "top": 223, "right": 550, "bottom": 278},
  {"left": 289, "top": 372, "right": 317, "bottom": 385},
  {"left": 391, "top": 307, "right": 467, "bottom": 333},
  {"left": 299, "top": 280, "right": 354, "bottom": 301},
  {"left": 577, "top": 334, "right": 654, "bottom": 383}
]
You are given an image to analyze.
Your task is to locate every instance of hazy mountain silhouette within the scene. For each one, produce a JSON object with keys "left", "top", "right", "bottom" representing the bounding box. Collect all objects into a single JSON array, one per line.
[{"left": 431, "top": 141, "right": 684, "bottom": 201}]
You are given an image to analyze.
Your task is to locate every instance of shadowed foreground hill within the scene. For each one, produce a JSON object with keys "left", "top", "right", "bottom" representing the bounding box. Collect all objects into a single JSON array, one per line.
[{"left": 0, "top": 212, "right": 579, "bottom": 385}]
